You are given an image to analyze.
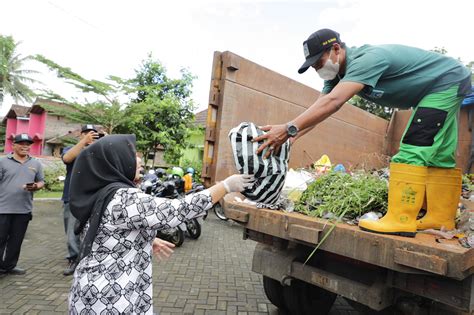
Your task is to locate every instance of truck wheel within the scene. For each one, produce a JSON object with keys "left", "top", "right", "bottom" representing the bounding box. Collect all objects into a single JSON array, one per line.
[
  {"left": 262, "top": 276, "right": 287, "bottom": 310},
  {"left": 283, "top": 280, "right": 336, "bottom": 315}
]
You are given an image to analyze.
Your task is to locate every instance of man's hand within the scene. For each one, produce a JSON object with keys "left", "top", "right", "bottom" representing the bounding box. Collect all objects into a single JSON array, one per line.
[
  {"left": 253, "top": 124, "right": 289, "bottom": 158},
  {"left": 80, "top": 131, "right": 98, "bottom": 146},
  {"left": 23, "top": 182, "right": 42, "bottom": 191},
  {"left": 152, "top": 238, "right": 175, "bottom": 261}
]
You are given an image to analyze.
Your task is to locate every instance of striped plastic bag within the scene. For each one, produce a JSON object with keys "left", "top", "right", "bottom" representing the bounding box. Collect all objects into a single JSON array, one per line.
[{"left": 228, "top": 122, "right": 290, "bottom": 205}]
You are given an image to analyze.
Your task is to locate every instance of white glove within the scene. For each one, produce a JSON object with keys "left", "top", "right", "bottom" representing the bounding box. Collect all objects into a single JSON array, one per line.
[{"left": 222, "top": 174, "right": 255, "bottom": 193}]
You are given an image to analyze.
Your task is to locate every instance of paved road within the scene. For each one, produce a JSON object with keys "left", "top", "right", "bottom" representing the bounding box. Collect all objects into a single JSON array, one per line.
[{"left": 0, "top": 199, "right": 358, "bottom": 315}]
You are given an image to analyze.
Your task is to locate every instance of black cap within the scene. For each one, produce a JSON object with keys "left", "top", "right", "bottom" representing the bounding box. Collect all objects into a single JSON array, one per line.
[
  {"left": 81, "top": 124, "right": 97, "bottom": 133},
  {"left": 14, "top": 133, "right": 33, "bottom": 144},
  {"left": 298, "top": 29, "right": 341, "bottom": 74}
]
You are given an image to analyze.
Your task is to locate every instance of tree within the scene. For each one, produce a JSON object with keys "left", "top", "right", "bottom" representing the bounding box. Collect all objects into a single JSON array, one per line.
[
  {"left": 349, "top": 96, "right": 393, "bottom": 120},
  {"left": 0, "top": 35, "right": 38, "bottom": 107},
  {"left": 36, "top": 54, "right": 197, "bottom": 165},
  {"left": 35, "top": 55, "right": 131, "bottom": 134},
  {"left": 124, "top": 56, "right": 196, "bottom": 165}
]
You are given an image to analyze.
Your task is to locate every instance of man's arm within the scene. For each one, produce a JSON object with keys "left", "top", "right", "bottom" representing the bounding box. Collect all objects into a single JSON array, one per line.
[
  {"left": 255, "top": 81, "right": 365, "bottom": 156},
  {"left": 290, "top": 81, "right": 364, "bottom": 131},
  {"left": 62, "top": 131, "right": 96, "bottom": 164}
]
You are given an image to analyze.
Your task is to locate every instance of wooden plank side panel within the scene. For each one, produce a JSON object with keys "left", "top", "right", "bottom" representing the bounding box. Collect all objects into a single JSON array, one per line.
[
  {"left": 212, "top": 81, "right": 388, "bottom": 182},
  {"left": 394, "top": 248, "right": 448, "bottom": 275},
  {"left": 223, "top": 194, "right": 473, "bottom": 280}
]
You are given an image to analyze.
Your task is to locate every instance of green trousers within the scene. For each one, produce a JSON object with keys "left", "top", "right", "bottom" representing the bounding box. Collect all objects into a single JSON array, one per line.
[{"left": 392, "top": 85, "right": 464, "bottom": 168}]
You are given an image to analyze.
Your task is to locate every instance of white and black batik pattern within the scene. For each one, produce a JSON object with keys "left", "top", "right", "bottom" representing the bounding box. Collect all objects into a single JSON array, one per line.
[
  {"left": 229, "top": 122, "right": 290, "bottom": 205},
  {"left": 69, "top": 188, "right": 212, "bottom": 315}
]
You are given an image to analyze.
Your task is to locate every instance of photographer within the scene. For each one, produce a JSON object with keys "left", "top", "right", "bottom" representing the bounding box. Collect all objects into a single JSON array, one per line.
[{"left": 61, "top": 124, "right": 103, "bottom": 276}]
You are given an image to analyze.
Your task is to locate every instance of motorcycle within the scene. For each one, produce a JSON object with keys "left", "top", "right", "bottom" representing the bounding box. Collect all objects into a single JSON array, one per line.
[
  {"left": 140, "top": 173, "right": 205, "bottom": 245},
  {"left": 182, "top": 182, "right": 206, "bottom": 239},
  {"left": 140, "top": 175, "right": 186, "bottom": 247}
]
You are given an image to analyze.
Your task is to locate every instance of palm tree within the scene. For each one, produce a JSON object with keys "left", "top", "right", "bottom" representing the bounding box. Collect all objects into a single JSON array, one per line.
[{"left": 0, "top": 35, "right": 38, "bottom": 107}]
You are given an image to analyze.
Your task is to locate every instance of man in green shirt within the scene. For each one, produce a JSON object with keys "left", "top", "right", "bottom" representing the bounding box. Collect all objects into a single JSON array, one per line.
[{"left": 255, "top": 28, "right": 472, "bottom": 237}]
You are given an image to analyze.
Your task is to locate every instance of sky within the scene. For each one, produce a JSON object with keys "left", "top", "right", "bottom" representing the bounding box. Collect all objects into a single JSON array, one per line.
[{"left": 1, "top": 0, "right": 473, "bottom": 117}]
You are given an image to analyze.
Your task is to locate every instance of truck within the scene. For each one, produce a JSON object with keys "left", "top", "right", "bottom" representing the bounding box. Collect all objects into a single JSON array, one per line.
[{"left": 201, "top": 51, "right": 474, "bottom": 314}]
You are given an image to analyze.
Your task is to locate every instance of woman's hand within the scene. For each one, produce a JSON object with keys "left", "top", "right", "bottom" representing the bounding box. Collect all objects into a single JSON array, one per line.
[
  {"left": 152, "top": 238, "right": 175, "bottom": 261},
  {"left": 253, "top": 124, "right": 289, "bottom": 158}
]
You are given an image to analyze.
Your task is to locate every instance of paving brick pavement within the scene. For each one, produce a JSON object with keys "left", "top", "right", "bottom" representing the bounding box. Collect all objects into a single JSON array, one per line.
[{"left": 0, "top": 199, "right": 359, "bottom": 315}]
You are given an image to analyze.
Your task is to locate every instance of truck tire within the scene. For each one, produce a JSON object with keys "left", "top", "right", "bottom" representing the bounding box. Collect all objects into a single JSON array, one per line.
[
  {"left": 283, "top": 279, "right": 336, "bottom": 315},
  {"left": 262, "top": 276, "right": 287, "bottom": 310}
]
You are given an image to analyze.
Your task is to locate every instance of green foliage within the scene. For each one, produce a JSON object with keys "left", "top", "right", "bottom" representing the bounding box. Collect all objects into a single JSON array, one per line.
[
  {"left": 349, "top": 95, "right": 393, "bottom": 120},
  {"left": 0, "top": 35, "right": 38, "bottom": 105},
  {"left": 295, "top": 171, "right": 388, "bottom": 219},
  {"left": 35, "top": 55, "right": 130, "bottom": 134},
  {"left": 125, "top": 94, "right": 196, "bottom": 164},
  {"left": 132, "top": 54, "right": 194, "bottom": 102},
  {"left": 463, "top": 174, "right": 474, "bottom": 192},
  {"left": 123, "top": 56, "right": 197, "bottom": 165},
  {"left": 36, "top": 54, "right": 197, "bottom": 164},
  {"left": 42, "top": 160, "right": 66, "bottom": 192},
  {"left": 180, "top": 158, "right": 203, "bottom": 183}
]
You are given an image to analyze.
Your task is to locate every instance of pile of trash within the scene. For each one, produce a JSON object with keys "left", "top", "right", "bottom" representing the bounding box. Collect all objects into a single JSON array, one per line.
[
  {"left": 280, "top": 155, "right": 389, "bottom": 225},
  {"left": 447, "top": 175, "right": 474, "bottom": 248}
]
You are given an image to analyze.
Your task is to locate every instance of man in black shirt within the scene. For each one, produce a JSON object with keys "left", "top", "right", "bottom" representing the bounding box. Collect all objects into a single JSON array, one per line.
[{"left": 61, "top": 125, "right": 99, "bottom": 276}]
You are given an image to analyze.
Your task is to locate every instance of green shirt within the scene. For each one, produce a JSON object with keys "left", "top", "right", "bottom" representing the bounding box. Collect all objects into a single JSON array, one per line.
[{"left": 322, "top": 44, "right": 472, "bottom": 109}]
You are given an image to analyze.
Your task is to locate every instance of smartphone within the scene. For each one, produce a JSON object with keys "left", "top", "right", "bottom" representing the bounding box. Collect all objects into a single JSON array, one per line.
[
  {"left": 94, "top": 133, "right": 105, "bottom": 140},
  {"left": 26, "top": 182, "right": 35, "bottom": 188}
]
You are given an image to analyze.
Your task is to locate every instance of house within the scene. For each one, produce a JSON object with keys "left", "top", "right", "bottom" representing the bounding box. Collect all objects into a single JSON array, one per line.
[
  {"left": 2, "top": 98, "right": 81, "bottom": 157},
  {"left": 146, "top": 109, "right": 207, "bottom": 169},
  {"left": 180, "top": 109, "right": 206, "bottom": 164}
]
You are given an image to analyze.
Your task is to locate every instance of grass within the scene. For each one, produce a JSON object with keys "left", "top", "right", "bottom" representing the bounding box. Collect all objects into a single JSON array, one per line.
[{"left": 34, "top": 190, "right": 62, "bottom": 199}]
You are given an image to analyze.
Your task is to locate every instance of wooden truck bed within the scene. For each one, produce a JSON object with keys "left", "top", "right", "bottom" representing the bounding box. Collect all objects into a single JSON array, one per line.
[{"left": 223, "top": 193, "right": 474, "bottom": 281}]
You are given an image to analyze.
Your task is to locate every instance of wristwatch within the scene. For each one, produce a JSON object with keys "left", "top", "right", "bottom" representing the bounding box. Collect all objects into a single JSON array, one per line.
[{"left": 286, "top": 123, "right": 299, "bottom": 137}]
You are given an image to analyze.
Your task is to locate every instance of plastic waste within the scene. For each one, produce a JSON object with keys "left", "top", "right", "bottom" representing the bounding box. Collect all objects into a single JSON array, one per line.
[
  {"left": 314, "top": 154, "right": 332, "bottom": 175},
  {"left": 359, "top": 212, "right": 380, "bottom": 221},
  {"left": 280, "top": 169, "right": 314, "bottom": 202},
  {"left": 333, "top": 164, "right": 346, "bottom": 173}
]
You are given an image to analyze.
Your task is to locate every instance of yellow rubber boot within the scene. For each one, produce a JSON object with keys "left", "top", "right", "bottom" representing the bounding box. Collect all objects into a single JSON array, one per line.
[
  {"left": 359, "top": 163, "right": 427, "bottom": 237},
  {"left": 417, "top": 168, "right": 462, "bottom": 231}
]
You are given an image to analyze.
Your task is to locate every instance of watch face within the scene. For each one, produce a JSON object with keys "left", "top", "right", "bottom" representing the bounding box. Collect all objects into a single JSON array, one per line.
[{"left": 288, "top": 125, "right": 298, "bottom": 137}]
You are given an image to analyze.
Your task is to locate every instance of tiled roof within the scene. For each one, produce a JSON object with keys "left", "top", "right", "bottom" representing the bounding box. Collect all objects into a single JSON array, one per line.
[
  {"left": 2, "top": 104, "right": 31, "bottom": 124},
  {"left": 193, "top": 109, "right": 207, "bottom": 127},
  {"left": 29, "top": 98, "right": 72, "bottom": 114}
]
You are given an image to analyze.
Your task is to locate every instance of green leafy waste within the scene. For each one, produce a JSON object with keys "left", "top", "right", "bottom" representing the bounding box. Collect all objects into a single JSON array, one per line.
[
  {"left": 294, "top": 170, "right": 389, "bottom": 264},
  {"left": 295, "top": 171, "right": 388, "bottom": 220}
]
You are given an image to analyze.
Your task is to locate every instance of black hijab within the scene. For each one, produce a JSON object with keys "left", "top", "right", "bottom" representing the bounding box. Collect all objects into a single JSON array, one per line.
[{"left": 70, "top": 134, "right": 137, "bottom": 260}]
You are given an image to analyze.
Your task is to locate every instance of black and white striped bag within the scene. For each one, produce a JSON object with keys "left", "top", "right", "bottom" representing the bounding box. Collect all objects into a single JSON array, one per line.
[{"left": 228, "top": 122, "right": 290, "bottom": 205}]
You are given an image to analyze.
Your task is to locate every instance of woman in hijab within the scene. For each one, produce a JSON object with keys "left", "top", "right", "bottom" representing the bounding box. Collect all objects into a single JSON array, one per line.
[{"left": 68, "top": 135, "right": 253, "bottom": 314}]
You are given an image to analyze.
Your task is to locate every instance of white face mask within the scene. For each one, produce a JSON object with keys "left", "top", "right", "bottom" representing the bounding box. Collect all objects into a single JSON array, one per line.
[{"left": 316, "top": 49, "right": 340, "bottom": 80}]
